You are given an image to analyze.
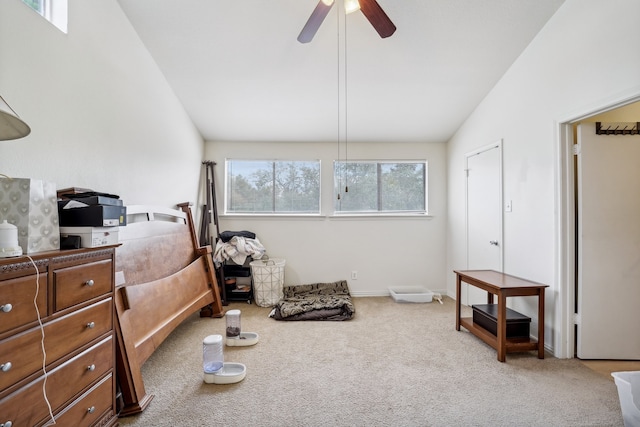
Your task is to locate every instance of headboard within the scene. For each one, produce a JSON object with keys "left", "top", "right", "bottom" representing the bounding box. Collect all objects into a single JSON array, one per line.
[{"left": 114, "top": 202, "right": 224, "bottom": 416}]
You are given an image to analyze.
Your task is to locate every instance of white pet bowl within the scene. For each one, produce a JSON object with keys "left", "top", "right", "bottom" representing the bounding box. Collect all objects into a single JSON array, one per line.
[
  {"left": 226, "top": 331, "right": 259, "bottom": 347},
  {"left": 203, "top": 362, "right": 246, "bottom": 384}
]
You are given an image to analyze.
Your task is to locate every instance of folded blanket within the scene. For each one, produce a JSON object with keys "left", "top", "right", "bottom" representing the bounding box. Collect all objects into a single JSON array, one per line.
[{"left": 270, "top": 280, "right": 355, "bottom": 321}]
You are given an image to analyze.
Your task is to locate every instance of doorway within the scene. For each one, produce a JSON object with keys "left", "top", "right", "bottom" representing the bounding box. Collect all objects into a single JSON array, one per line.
[
  {"left": 557, "top": 96, "right": 640, "bottom": 360},
  {"left": 575, "top": 122, "right": 640, "bottom": 359}
]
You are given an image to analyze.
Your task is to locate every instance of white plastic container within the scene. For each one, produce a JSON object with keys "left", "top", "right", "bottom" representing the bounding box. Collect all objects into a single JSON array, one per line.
[
  {"left": 389, "top": 287, "right": 434, "bottom": 303},
  {"left": 0, "top": 220, "right": 22, "bottom": 258},
  {"left": 612, "top": 371, "right": 640, "bottom": 427},
  {"left": 225, "top": 308, "right": 260, "bottom": 347},
  {"left": 203, "top": 335, "right": 224, "bottom": 377},
  {"left": 226, "top": 309, "right": 241, "bottom": 338},
  {"left": 205, "top": 362, "right": 247, "bottom": 384}
]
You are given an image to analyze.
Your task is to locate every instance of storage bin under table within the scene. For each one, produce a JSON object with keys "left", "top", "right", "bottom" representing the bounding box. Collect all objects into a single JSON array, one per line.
[{"left": 472, "top": 304, "right": 531, "bottom": 339}]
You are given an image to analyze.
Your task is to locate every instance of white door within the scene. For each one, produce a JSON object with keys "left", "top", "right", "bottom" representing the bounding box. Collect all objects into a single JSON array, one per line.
[
  {"left": 576, "top": 123, "right": 640, "bottom": 359},
  {"left": 465, "top": 143, "right": 503, "bottom": 305}
]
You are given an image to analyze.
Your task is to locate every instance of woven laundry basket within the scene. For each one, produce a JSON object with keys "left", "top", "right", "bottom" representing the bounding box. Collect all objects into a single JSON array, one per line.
[{"left": 250, "top": 258, "right": 285, "bottom": 307}]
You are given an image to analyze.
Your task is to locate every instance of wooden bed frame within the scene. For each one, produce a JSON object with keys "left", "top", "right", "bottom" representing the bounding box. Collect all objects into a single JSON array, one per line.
[{"left": 113, "top": 203, "right": 225, "bottom": 416}]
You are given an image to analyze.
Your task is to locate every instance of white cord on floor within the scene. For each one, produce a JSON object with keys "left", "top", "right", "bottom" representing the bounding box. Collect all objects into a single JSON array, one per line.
[{"left": 26, "top": 255, "right": 55, "bottom": 424}]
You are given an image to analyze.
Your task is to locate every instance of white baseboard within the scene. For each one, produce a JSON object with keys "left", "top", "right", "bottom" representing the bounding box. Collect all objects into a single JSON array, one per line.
[{"left": 351, "top": 289, "right": 448, "bottom": 298}]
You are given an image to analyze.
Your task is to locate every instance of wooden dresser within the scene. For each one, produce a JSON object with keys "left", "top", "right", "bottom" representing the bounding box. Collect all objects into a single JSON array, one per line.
[{"left": 0, "top": 247, "right": 118, "bottom": 427}]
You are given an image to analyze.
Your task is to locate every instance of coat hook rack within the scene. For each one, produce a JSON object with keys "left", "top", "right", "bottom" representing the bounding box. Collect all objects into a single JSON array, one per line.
[{"left": 595, "top": 121, "right": 640, "bottom": 135}]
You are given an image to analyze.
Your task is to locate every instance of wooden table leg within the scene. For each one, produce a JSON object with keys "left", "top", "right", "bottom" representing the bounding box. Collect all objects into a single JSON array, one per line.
[
  {"left": 455, "top": 274, "right": 461, "bottom": 331},
  {"left": 496, "top": 292, "right": 507, "bottom": 362},
  {"left": 538, "top": 288, "right": 545, "bottom": 359}
]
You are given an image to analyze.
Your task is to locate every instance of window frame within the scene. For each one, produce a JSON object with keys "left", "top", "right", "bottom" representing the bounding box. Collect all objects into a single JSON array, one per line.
[
  {"left": 21, "top": 0, "right": 68, "bottom": 33},
  {"left": 333, "top": 159, "right": 428, "bottom": 216},
  {"left": 224, "top": 158, "right": 322, "bottom": 216}
]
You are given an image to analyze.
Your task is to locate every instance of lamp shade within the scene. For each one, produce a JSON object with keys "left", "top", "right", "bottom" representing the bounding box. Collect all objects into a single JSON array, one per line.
[{"left": 0, "top": 96, "right": 30, "bottom": 140}]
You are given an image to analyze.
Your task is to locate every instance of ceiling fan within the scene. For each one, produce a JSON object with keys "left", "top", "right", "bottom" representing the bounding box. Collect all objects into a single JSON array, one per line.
[{"left": 297, "top": 0, "right": 396, "bottom": 43}]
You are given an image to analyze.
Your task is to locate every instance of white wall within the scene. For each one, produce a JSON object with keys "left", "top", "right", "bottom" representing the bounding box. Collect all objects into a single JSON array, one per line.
[
  {"left": 0, "top": 0, "right": 202, "bottom": 207},
  {"left": 446, "top": 0, "right": 640, "bottom": 355},
  {"left": 206, "top": 140, "right": 447, "bottom": 296}
]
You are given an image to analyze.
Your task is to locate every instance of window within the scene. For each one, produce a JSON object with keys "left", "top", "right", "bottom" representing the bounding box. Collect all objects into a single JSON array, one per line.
[
  {"left": 334, "top": 160, "right": 427, "bottom": 214},
  {"left": 21, "top": 0, "right": 68, "bottom": 33},
  {"left": 226, "top": 160, "right": 321, "bottom": 214}
]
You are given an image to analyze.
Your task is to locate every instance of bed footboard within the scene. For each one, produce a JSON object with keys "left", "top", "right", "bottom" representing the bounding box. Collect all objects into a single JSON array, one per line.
[{"left": 114, "top": 203, "right": 224, "bottom": 416}]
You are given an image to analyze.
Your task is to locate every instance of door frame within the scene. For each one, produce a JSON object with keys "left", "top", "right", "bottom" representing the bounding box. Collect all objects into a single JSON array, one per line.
[
  {"left": 465, "top": 140, "right": 504, "bottom": 274},
  {"left": 555, "top": 88, "right": 640, "bottom": 359}
]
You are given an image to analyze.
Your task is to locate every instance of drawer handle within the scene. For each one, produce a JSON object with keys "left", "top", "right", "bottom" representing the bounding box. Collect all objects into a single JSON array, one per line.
[
  {"left": 87, "top": 364, "right": 96, "bottom": 372},
  {"left": 0, "top": 304, "right": 12, "bottom": 313},
  {"left": 1, "top": 421, "right": 13, "bottom": 427},
  {"left": 85, "top": 279, "right": 95, "bottom": 286},
  {"left": 86, "top": 321, "right": 95, "bottom": 329},
  {"left": 87, "top": 406, "right": 96, "bottom": 414},
  {"left": 0, "top": 362, "right": 11, "bottom": 372}
]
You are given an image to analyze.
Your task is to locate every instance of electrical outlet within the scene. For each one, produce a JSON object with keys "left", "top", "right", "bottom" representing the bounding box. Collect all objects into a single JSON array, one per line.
[{"left": 351, "top": 271, "right": 358, "bottom": 280}]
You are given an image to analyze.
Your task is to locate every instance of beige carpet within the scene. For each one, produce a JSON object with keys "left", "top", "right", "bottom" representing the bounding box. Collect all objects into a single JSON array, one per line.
[{"left": 118, "top": 296, "right": 625, "bottom": 427}]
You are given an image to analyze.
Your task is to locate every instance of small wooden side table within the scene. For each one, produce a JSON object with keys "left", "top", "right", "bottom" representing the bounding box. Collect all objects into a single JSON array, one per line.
[{"left": 454, "top": 269, "right": 548, "bottom": 362}]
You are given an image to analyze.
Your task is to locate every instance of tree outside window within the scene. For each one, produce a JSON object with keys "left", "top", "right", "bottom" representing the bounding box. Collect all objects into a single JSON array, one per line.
[
  {"left": 334, "top": 161, "right": 427, "bottom": 214},
  {"left": 226, "top": 160, "right": 321, "bottom": 214}
]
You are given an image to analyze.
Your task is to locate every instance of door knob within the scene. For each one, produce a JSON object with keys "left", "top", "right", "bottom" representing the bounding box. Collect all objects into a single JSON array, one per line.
[{"left": 489, "top": 240, "right": 499, "bottom": 246}]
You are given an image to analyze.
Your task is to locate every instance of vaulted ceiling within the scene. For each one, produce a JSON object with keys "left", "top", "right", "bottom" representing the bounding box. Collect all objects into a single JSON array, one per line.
[{"left": 117, "top": 0, "right": 565, "bottom": 143}]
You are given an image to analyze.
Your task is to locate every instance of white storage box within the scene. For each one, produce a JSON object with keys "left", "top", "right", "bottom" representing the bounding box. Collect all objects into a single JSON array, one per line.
[
  {"left": 612, "top": 371, "right": 640, "bottom": 427},
  {"left": 59, "top": 226, "right": 119, "bottom": 248},
  {"left": 389, "top": 287, "right": 434, "bottom": 303}
]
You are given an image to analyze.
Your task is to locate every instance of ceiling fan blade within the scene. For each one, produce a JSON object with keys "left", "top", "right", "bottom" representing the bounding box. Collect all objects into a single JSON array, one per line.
[
  {"left": 298, "top": 1, "right": 334, "bottom": 44},
  {"left": 359, "top": 0, "right": 396, "bottom": 39}
]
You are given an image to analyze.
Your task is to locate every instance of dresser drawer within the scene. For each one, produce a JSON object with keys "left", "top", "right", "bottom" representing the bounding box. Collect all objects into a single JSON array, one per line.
[
  {"left": 44, "top": 373, "right": 114, "bottom": 427},
  {"left": 0, "top": 372, "right": 50, "bottom": 427},
  {"left": 54, "top": 259, "right": 113, "bottom": 311},
  {"left": 0, "top": 336, "right": 113, "bottom": 426},
  {"left": 45, "top": 335, "right": 113, "bottom": 411},
  {"left": 0, "top": 324, "right": 48, "bottom": 392},
  {"left": 0, "top": 274, "right": 48, "bottom": 335},
  {"left": 0, "top": 298, "right": 112, "bottom": 391},
  {"left": 44, "top": 298, "right": 113, "bottom": 364}
]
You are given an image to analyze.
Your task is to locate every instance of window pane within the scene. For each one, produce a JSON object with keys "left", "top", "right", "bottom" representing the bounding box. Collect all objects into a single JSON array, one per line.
[
  {"left": 274, "top": 161, "right": 320, "bottom": 212},
  {"left": 22, "top": 0, "right": 43, "bottom": 13},
  {"left": 334, "top": 162, "right": 377, "bottom": 211},
  {"left": 228, "top": 160, "right": 272, "bottom": 213},
  {"left": 227, "top": 160, "right": 320, "bottom": 214},
  {"left": 334, "top": 161, "right": 427, "bottom": 214},
  {"left": 380, "top": 163, "right": 425, "bottom": 211}
]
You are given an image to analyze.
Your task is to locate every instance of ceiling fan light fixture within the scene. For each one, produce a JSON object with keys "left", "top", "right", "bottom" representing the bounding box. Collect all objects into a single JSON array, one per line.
[
  {"left": 298, "top": 0, "right": 395, "bottom": 44},
  {"left": 344, "top": 0, "right": 360, "bottom": 14}
]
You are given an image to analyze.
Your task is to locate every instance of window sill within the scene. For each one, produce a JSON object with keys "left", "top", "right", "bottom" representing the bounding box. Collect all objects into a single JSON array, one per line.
[
  {"left": 329, "top": 213, "right": 433, "bottom": 219},
  {"left": 219, "top": 213, "right": 433, "bottom": 220},
  {"left": 220, "top": 213, "right": 325, "bottom": 219}
]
